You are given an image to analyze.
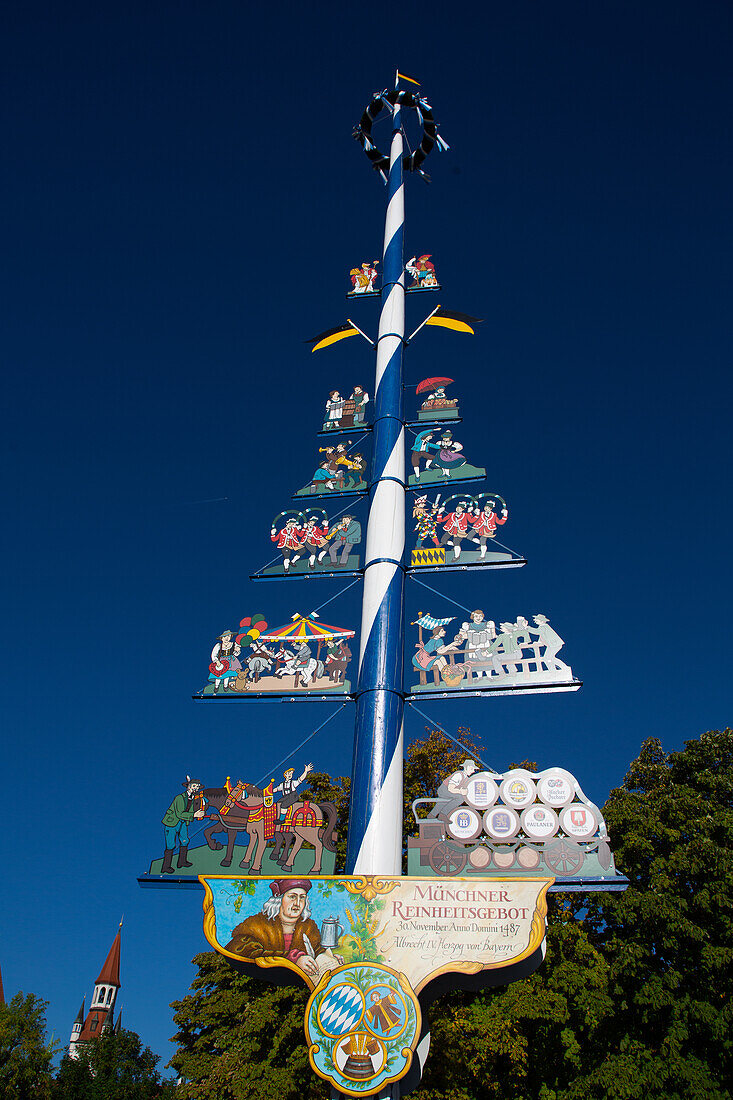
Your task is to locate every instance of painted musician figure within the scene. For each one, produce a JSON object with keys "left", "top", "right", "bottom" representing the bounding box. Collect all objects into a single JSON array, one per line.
[
  {"left": 334, "top": 442, "right": 364, "bottom": 489},
  {"left": 470, "top": 500, "right": 508, "bottom": 557},
  {"left": 160, "top": 776, "right": 207, "bottom": 874},
  {"left": 226, "top": 878, "right": 341, "bottom": 980},
  {"left": 328, "top": 515, "right": 362, "bottom": 564}
]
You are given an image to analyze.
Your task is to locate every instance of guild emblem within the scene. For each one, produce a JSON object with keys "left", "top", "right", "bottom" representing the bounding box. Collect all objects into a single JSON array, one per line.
[
  {"left": 306, "top": 963, "right": 420, "bottom": 1096},
  {"left": 571, "top": 809, "right": 587, "bottom": 827}
]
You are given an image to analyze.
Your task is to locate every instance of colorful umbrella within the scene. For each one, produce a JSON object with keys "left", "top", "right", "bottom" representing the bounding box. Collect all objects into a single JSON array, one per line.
[
  {"left": 259, "top": 612, "right": 355, "bottom": 642},
  {"left": 416, "top": 376, "right": 454, "bottom": 395}
]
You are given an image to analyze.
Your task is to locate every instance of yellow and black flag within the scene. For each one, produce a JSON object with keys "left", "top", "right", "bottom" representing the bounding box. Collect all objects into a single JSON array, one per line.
[
  {"left": 305, "top": 321, "right": 361, "bottom": 353},
  {"left": 425, "top": 306, "right": 483, "bottom": 335}
]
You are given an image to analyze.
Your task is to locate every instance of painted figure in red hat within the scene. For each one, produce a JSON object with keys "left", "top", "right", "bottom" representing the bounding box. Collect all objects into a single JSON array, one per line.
[{"left": 226, "top": 879, "right": 340, "bottom": 980}]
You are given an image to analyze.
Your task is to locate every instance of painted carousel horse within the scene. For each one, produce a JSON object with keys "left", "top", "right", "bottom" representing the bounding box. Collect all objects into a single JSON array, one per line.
[
  {"left": 202, "top": 783, "right": 337, "bottom": 873},
  {"left": 325, "top": 641, "right": 351, "bottom": 685},
  {"left": 275, "top": 649, "right": 325, "bottom": 687}
]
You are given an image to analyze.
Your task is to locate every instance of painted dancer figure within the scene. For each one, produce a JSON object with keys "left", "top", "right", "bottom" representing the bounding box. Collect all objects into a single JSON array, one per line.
[
  {"left": 470, "top": 500, "right": 508, "bottom": 556},
  {"left": 410, "top": 430, "right": 439, "bottom": 480},
  {"left": 301, "top": 516, "right": 330, "bottom": 569},
  {"left": 271, "top": 517, "right": 305, "bottom": 572},
  {"left": 436, "top": 501, "right": 470, "bottom": 559},
  {"left": 432, "top": 431, "right": 467, "bottom": 478},
  {"left": 327, "top": 515, "right": 361, "bottom": 564}
]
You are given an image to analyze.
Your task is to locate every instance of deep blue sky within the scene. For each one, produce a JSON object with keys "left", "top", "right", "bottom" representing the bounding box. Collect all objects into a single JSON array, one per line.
[{"left": 2, "top": 0, "right": 732, "bottom": 1070}]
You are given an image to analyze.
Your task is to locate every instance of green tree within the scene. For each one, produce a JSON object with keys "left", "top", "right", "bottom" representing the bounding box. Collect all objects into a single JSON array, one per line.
[
  {"left": 54, "top": 1027, "right": 176, "bottom": 1099},
  {"left": 575, "top": 729, "right": 733, "bottom": 1100},
  {"left": 0, "top": 991, "right": 56, "bottom": 1099},
  {"left": 169, "top": 950, "right": 325, "bottom": 1099}
]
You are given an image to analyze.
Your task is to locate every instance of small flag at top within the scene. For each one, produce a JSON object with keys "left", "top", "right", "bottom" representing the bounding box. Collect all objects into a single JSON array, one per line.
[
  {"left": 425, "top": 306, "right": 483, "bottom": 335},
  {"left": 397, "top": 71, "right": 421, "bottom": 87},
  {"left": 305, "top": 321, "right": 360, "bottom": 353}
]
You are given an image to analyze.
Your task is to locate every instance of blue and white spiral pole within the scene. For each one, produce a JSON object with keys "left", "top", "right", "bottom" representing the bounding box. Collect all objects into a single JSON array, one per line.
[{"left": 345, "top": 97, "right": 407, "bottom": 876}]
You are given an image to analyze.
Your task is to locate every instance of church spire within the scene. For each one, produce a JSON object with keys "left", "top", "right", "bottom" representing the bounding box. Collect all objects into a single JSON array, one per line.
[{"left": 95, "top": 918, "right": 122, "bottom": 987}]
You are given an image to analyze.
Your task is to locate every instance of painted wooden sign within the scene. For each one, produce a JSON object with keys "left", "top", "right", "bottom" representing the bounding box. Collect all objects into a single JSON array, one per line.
[
  {"left": 409, "top": 611, "right": 578, "bottom": 694},
  {"left": 408, "top": 429, "right": 485, "bottom": 486},
  {"left": 202, "top": 614, "right": 354, "bottom": 696},
  {"left": 202, "top": 872, "right": 552, "bottom": 1096},
  {"left": 406, "top": 254, "right": 440, "bottom": 290},
  {"left": 347, "top": 261, "right": 380, "bottom": 296},
  {"left": 266, "top": 510, "right": 362, "bottom": 575},
  {"left": 408, "top": 763, "right": 626, "bottom": 887},
  {"left": 149, "top": 770, "right": 337, "bottom": 880},
  {"left": 410, "top": 492, "right": 511, "bottom": 568},
  {"left": 414, "top": 376, "right": 458, "bottom": 421},
  {"left": 321, "top": 386, "right": 371, "bottom": 432},
  {"left": 296, "top": 444, "right": 368, "bottom": 497}
]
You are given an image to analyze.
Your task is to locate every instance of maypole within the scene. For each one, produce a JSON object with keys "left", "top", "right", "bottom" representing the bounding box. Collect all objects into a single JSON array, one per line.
[
  {"left": 346, "top": 78, "right": 406, "bottom": 876},
  {"left": 141, "top": 73, "right": 628, "bottom": 1100}
]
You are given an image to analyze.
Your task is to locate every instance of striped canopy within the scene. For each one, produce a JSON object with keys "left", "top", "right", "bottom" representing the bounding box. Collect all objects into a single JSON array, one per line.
[{"left": 259, "top": 613, "right": 355, "bottom": 642}]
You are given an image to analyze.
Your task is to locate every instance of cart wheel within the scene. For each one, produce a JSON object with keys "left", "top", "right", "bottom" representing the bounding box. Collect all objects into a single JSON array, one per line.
[
  {"left": 544, "top": 839, "right": 584, "bottom": 877},
  {"left": 429, "top": 840, "right": 467, "bottom": 876}
]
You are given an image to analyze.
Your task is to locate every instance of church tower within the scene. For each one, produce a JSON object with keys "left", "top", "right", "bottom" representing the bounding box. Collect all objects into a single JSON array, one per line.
[{"left": 69, "top": 920, "right": 122, "bottom": 1057}]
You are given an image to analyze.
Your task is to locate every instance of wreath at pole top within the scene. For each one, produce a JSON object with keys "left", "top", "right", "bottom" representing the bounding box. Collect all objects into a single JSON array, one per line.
[{"left": 353, "top": 89, "right": 448, "bottom": 176}]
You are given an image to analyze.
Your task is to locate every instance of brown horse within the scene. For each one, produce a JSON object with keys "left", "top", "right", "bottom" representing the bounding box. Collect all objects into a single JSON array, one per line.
[{"left": 202, "top": 784, "right": 338, "bottom": 873}]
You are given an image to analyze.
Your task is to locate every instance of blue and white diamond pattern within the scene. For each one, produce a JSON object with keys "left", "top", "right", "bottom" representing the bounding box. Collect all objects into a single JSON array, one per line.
[{"left": 317, "top": 983, "right": 365, "bottom": 1038}]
